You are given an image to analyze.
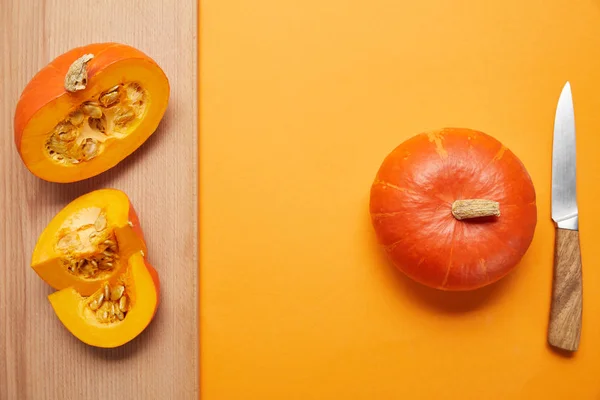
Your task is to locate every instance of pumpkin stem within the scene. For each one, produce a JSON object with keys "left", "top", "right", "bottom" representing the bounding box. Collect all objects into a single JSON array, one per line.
[
  {"left": 64, "top": 54, "right": 94, "bottom": 93},
  {"left": 451, "top": 199, "right": 500, "bottom": 220}
]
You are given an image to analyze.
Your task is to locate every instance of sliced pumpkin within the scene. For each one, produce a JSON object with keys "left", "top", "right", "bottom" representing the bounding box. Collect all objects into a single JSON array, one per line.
[
  {"left": 31, "top": 188, "right": 147, "bottom": 296},
  {"left": 31, "top": 189, "right": 159, "bottom": 348},
  {"left": 48, "top": 252, "right": 160, "bottom": 348},
  {"left": 14, "top": 42, "right": 170, "bottom": 183}
]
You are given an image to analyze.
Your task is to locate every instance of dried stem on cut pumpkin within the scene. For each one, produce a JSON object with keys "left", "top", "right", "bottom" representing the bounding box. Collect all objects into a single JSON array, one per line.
[
  {"left": 64, "top": 54, "right": 94, "bottom": 92},
  {"left": 451, "top": 199, "right": 500, "bottom": 220}
]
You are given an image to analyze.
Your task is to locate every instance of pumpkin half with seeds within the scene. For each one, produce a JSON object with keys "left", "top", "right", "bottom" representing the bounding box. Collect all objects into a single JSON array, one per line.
[
  {"left": 31, "top": 189, "right": 160, "bottom": 348},
  {"left": 14, "top": 42, "right": 169, "bottom": 183}
]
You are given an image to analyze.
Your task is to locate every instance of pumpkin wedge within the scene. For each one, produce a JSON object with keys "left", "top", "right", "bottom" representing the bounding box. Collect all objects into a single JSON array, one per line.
[
  {"left": 31, "top": 189, "right": 159, "bottom": 347},
  {"left": 31, "top": 188, "right": 147, "bottom": 295},
  {"left": 49, "top": 252, "right": 160, "bottom": 349},
  {"left": 14, "top": 42, "right": 170, "bottom": 183},
  {"left": 370, "top": 128, "right": 537, "bottom": 291}
]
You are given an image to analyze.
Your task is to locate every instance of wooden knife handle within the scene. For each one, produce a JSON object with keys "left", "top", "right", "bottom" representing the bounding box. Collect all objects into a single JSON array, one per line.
[{"left": 548, "top": 228, "right": 583, "bottom": 352}]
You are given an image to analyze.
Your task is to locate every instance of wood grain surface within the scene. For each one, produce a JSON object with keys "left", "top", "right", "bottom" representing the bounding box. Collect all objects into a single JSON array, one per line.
[
  {"left": 548, "top": 228, "right": 583, "bottom": 352},
  {"left": 0, "top": 1, "right": 198, "bottom": 399}
]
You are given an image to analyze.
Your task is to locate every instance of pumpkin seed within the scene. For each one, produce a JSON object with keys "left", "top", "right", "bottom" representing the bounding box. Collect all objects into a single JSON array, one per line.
[
  {"left": 126, "top": 83, "right": 144, "bottom": 103},
  {"left": 98, "top": 261, "right": 112, "bottom": 270},
  {"left": 103, "top": 283, "right": 110, "bottom": 300},
  {"left": 58, "top": 129, "right": 78, "bottom": 142},
  {"left": 57, "top": 233, "right": 77, "bottom": 250},
  {"left": 116, "top": 309, "right": 125, "bottom": 321},
  {"left": 110, "top": 285, "right": 125, "bottom": 301},
  {"left": 69, "top": 110, "right": 84, "bottom": 126},
  {"left": 54, "top": 121, "right": 75, "bottom": 135},
  {"left": 81, "top": 138, "right": 99, "bottom": 161},
  {"left": 113, "top": 107, "right": 135, "bottom": 126},
  {"left": 81, "top": 103, "right": 103, "bottom": 119},
  {"left": 95, "top": 214, "right": 107, "bottom": 231},
  {"left": 96, "top": 293, "right": 105, "bottom": 307},
  {"left": 89, "top": 299, "right": 99, "bottom": 311},
  {"left": 88, "top": 117, "right": 106, "bottom": 133},
  {"left": 99, "top": 89, "right": 120, "bottom": 107},
  {"left": 89, "top": 292, "right": 104, "bottom": 311},
  {"left": 119, "top": 296, "right": 127, "bottom": 312}
]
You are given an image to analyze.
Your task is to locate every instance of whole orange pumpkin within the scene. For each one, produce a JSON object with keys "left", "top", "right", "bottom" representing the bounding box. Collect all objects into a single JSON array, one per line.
[{"left": 369, "top": 128, "right": 537, "bottom": 291}]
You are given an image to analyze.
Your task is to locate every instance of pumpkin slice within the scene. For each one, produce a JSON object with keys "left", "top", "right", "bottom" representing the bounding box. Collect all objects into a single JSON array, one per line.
[
  {"left": 31, "top": 188, "right": 147, "bottom": 296},
  {"left": 14, "top": 42, "right": 170, "bottom": 183},
  {"left": 370, "top": 127, "right": 537, "bottom": 291},
  {"left": 48, "top": 251, "right": 160, "bottom": 348}
]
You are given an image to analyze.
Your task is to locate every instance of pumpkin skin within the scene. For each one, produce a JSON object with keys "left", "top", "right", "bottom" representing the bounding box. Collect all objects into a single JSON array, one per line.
[{"left": 369, "top": 128, "right": 537, "bottom": 291}]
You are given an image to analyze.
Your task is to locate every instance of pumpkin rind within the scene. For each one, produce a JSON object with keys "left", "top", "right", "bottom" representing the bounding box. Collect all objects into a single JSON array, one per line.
[{"left": 369, "top": 128, "right": 537, "bottom": 291}]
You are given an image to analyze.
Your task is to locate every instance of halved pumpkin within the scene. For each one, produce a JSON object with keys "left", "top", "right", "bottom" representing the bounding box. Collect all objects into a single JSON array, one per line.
[
  {"left": 31, "top": 189, "right": 159, "bottom": 348},
  {"left": 14, "top": 42, "right": 170, "bottom": 183}
]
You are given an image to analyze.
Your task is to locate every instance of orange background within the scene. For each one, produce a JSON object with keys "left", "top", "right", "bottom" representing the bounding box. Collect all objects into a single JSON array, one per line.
[{"left": 200, "top": 0, "right": 600, "bottom": 398}]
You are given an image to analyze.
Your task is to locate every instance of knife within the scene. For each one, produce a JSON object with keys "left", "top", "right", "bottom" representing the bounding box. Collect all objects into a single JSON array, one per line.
[{"left": 548, "top": 81, "right": 583, "bottom": 352}]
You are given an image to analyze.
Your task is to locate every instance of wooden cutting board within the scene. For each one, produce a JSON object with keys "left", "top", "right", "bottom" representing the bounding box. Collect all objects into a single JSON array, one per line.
[
  {"left": 0, "top": 1, "right": 198, "bottom": 399},
  {"left": 200, "top": 0, "right": 600, "bottom": 398}
]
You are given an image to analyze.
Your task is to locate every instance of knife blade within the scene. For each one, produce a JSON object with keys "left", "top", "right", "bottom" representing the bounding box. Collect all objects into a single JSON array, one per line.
[{"left": 548, "top": 81, "right": 583, "bottom": 352}]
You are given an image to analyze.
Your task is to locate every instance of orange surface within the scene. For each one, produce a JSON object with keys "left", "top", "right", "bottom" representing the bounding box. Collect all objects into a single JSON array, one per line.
[{"left": 200, "top": 0, "right": 600, "bottom": 398}]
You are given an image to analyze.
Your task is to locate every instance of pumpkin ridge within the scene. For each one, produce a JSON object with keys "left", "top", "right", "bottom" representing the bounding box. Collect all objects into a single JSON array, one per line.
[
  {"left": 470, "top": 234, "right": 489, "bottom": 284},
  {"left": 384, "top": 237, "right": 407, "bottom": 251},
  {"left": 491, "top": 145, "right": 508, "bottom": 162},
  {"left": 440, "top": 228, "right": 457, "bottom": 288},
  {"left": 476, "top": 142, "right": 509, "bottom": 181},
  {"left": 421, "top": 130, "right": 456, "bottom": 199},
  {"left": 478, "top": 223, "right": 520, "bottom": 255},
  {"left": 425, "top": 130, "right": 449, "bottom": 159},
  {"left": 479, "top": 259, "right": 489, "bottom": 284},
  {"left": 405, "top": 174, "right": 451, "bottom": 205},
  {"left": 501, "top": 200, "right": 536, "bottom": 208},
  {"left": 371, "top": 211, "right": 405, "bottom": 218},
  {"left": 373, "top": 180, "right": 418, "bottom": 195},
  {"left": 385, "top": 233, "right": 426, "bottom": 253},
  {"left": 459, "top": 142, "right": 509, "bottom": 201},
  {"left": 385, "top": 239, "right": 422, "bottom": 278}
]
